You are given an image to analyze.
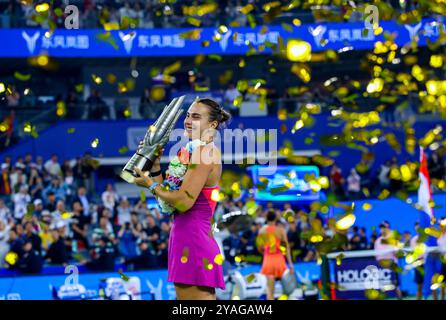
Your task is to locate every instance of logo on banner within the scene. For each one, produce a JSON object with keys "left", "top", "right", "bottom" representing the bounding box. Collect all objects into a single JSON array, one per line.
[
  {"left": 308, "top": 25, "right": 327, "bottom": 48},
  {"left": 404, "top": 22, "right": 422, "bottom": 42},
  {"left": 22, "top": 31, "right": 40, "bottom": 54},
  {"left": 119, "top": 31, "right": 137, "bottom": 54},
  {"left": 336, "top": 264, "right": 393, "bottom": 291},
  {"left": 146, "top": 279, "right": 163, "bottom": 300},
  {"left": 216, "top": 29, "right": 233, "bottom": 52}
]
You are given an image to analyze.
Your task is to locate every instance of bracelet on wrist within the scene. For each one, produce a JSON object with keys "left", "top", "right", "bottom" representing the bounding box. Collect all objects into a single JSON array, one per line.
[
  {"left": 149, "top": 182, "right": 160, "bottom": 195},
  {"left": 150, "top": 170, "right": 162, "bottom": 177}
]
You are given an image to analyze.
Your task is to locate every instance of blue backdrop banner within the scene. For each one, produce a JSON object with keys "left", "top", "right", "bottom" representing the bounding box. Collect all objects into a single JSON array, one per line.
[
  {"left": 0, "top": 262, "right": 320, "bottom": 300},
  {"left": 0, "top": 18, "right": 444, "bottom": 57}
]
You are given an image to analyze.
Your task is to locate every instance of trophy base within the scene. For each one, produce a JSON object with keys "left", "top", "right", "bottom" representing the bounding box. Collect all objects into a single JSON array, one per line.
[{"left": 120, "top": 170, "right": 136, "bottom": 184}]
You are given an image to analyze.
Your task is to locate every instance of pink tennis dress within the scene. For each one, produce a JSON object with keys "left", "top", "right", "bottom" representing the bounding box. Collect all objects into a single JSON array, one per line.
[{"left": 167, "top": 185, "right": 226, "bottom": 290}]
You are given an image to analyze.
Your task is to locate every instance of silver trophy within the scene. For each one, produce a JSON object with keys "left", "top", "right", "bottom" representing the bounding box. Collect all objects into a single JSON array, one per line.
[{"left": 120, "top": 95, "right": 186, "bottom": 183}]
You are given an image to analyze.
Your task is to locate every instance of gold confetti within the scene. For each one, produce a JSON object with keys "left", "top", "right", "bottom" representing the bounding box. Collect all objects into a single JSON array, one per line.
[
  {"left": 186, "top": 17, "right": 201, "bottom": 27},
  {"left": 179, "top": 29, "right": 202, "bottom": 40},
  {"left": 181, "top": 247, "right": 189, "bottom": 263},
  {"left": 312, "top": 155, "right": 334, "bottom": 167},
  {"left": 163, "top": 61, "right": 182, "bottom": 76},
  {"left": 5, "top": 252, "right": 18, "bottom": 265},
  {"left": 240, "top": 4, "right": 254, "bottom": 15},
  {"left": 91, "top": 138, "right": 99, "bottom": 148},
  {"left": 203, "top": 258, "right": 213, "bottom": 270},
  {"left": 430, "top": 55, "right": 443, "bottom": 68},
  {"left": 14, "top": 72, "right": 31, "bottom": 81},
  {"left": 233, "top": 96, "right": 243, "bottom": 107},
  {"left": 287, "top": 40, "right": 312, "bottom": 62},
  {"left": 214, "top": 254, "right": 224, "bottom": 265},
  {"left": 119, "top": 271, "right": 130, "bottom": 281},
  {"left": 35, "top": 3, "right": 49, "bottom": 12},
  {"left": 336, "top": 213, "right": 356, "bottom": 230}
]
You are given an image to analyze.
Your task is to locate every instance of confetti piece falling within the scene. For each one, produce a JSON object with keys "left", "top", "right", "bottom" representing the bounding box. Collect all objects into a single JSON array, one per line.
[
  {"left": 5, "top": 252, "right": 18, "bottom": 265},
  {"left": 181, "top": 247, "right": 189, "bottom": 263},
  {"left": 119, "top": 271, "right": 130, "bottom": 282},
  {"left": 336, "top": 213, "right": 356, "bottom": 230},
  {"left": 91, "top": 138, "right": 99, "bottom": 148},
  {"left": 14, "top": 72, "right": 31, "bottom": 81}
]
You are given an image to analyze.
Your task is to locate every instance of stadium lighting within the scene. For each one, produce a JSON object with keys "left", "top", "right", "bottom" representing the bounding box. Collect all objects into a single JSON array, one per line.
[{"left": 286, "top": 40, "right": 312, "bottom": 62}]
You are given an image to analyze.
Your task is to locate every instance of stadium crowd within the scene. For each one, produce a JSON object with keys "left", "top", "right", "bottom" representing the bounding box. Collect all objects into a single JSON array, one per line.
[
  {"left": 0, "top": 0, "right": 419, "bottom": 30},
  {"left": 0, "top": 148, "right": 444, "bottom": 274}
]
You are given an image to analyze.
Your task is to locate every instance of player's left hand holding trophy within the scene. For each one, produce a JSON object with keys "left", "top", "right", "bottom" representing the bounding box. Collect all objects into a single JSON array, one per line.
[{"left": 120, "top": 95, "right": 186, "bottom": 183}]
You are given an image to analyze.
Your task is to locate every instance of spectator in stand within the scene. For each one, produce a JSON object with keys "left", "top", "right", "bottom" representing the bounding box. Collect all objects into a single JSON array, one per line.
[
  {"left": 410, "top": 222, "right": 425, "bottom": 300},
  {"left": 349, "top": 227, "right": 362, "bottom": 251},
  {"left": 44, "top": 191, "right": 57, "bottom": 212},
  {"left": 70, "top": 201, "right": 90, "bottom": 251},
  {"left": 240, "top": 221, "right": 259, "bottom": 257},
  {"left": 17, "top": 240, "right": 42, "bottom": 274},
  {"left": 0, "top": 164, "right": 12, "bottom": 195},
  {"left": 39, "top": 220, "right": 53, "bottom": 254},
  {"left": 42, "top": 177, "right": 67, "bottom": 202},
  {"left": 143, "top": 213, "right": 160, "bottom": 253},
  {"left": 24, "top": 221, "right": 42, "bottom": 255},
  {"left": 358, "top": 227, "right": 368, "bottom": 250},
  {"left": 13, "top": 185, "right": 31, "bottom": 222},
  {"left": 32, "top": 199, "right": 44, "bottom": 218},
  {"left": 86, "top": 89, "right": 109, "bottom": 120},
  {"left": 7, "top": 227, "right": 24, "bottom": 264},
  {"left": 355, "top": 158, "right": 372, "bottom": 191},
  {"left": 44, "top": 154, "right": 62, "bottom": 178},
  {"left": 402, "top": 231, "right": 411, "bottom": 247},
  {"left": 347, "top": 168, "right": 361, "bottom": 199},
  {"left": 62, "top": 170, "right": 76, "bottom": 204},
  {"left": 1, "top": 156, "right": 12, "bottom": 171},
  {"left": 0, "top": 220, "right": 11, "bottom": 267},
  {"left": 224, "top": 83, "right": 242, "bottom": 116},
  {"left": 61, "top": 160, "right": 72, "bottom": 178},
  {"left": 118, "top": 222, "right": 138, "bottom": 264},
  {"left": 35, "top": 156, "right": 44, "bottom": 175},
  {"left": 74, "top": 186, "right": 90, "bottom": 221},
  {"left": 157, "top": 220, "right": 170, "bottom": 268},
  {"left": 0, "top": 199, "right": 12, "bottom": 223},
  {"left": 117, "top": 198, "right": 132, "bottom": 225},
  {"left": 29, "top": 175, "right": 44, "bottom": 200},
  {"left": 374, "top": 221, "right": 402, "bottom": 299},
  {"left": 66, "top": 91, "right": 80, "bottom": 112},
  {"left": 287, "top": 220, "right": 302, "bottom": 261},
  {"left": 223, "top": 227, "right": 241, "bottom": 264},
  {"left": 131, "top": 239, "right": 158, "bottom": 270},
  {"left": 102, "top": 183, "right": 119, "bottom": 211},
  {"left": 79, "top": 152, "right": 97, "bottom": 195},
  {"left": 51, "top": 200, "right": 66, "bottom": 222},
  {"left": 330, "top": 164, "right": 345, "bottom": 199},
  {"left": 428, "top": 151, "right": 445, "bottom": 183},
  {"left": 23, "top": 154, "right": 34, "bottom": 175},
  {"left": 45, "top": 229, "right": 69, "bottom": 265},
  {"left": 10, "top": 168, "right": 27, "bottom": 193},
  {"left": 84, "top": 236, "right": 116, "bottom": 271}
]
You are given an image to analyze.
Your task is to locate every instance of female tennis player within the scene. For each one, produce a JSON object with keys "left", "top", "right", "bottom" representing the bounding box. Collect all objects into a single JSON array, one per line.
[
  {"left": 257, "top": 210, "right": 294, "bottom": 300},
  {"left": 133, "top": 98, "right": 230, "bottom": 300}
]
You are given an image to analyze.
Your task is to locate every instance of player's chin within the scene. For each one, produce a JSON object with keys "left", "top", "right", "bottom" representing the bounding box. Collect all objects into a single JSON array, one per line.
[{"left": 184, "top": 128, "right": 193, "bottom": 138}]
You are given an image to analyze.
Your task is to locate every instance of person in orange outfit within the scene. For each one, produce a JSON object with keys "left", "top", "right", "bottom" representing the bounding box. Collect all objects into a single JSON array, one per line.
[{"left": 256, "top": 210, "right": 294, "bottom": 300}]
